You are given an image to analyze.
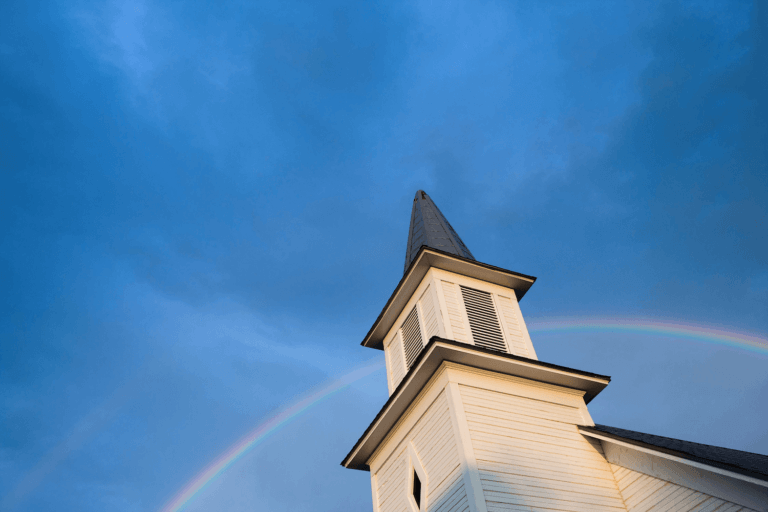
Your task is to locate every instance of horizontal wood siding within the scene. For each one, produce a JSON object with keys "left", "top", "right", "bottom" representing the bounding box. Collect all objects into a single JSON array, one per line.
[
  {"left": 386, "top": 332, "right": 406, "bottom": 393},
  {"left": 413, "top": 391, "right": 466, "bottom": 512},
  {"left": 377, "top": 447, "right": 408, "bottom": 512},
  {"left": 420, "top": 285, "right": 440, "bottom": 342},
  {"left": 611, "top": 464, "right": 759, "bottom": 512},
  {"left": 375, "top": 389, "right": 468, "bottom": 512},
  {"left": 440, "top": 281, "right": 469, "bottom": 343},
  {"left": 427, "top": 465, "right": 469, "bottom": 512},
  {"left": 495, "top": 295, "right": 530, "bottom": 358},
  {"left": 460, "top": 384, "right": 627, "bottom": 512}
]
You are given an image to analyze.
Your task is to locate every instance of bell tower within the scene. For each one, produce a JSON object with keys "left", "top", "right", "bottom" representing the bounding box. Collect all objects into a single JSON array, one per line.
[{"left": 343, "top": 190, "right": 625, "bottom": 512}]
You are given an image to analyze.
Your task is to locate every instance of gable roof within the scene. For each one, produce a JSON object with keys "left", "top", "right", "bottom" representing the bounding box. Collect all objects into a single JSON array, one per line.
[
  {"left": 580, "top": 424, "right": 768, "bottom": 483},
  {"left": 404, "top": 190, "right": 474, "bottom": 273}
]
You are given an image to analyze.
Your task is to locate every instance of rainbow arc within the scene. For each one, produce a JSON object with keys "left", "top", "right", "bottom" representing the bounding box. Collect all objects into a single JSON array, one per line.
[
  {"left": 160, "top": 318, "right": 767, "bottom": 512},
  {"left": 527, "top": 317, "right": 768, "bottom": 356}
]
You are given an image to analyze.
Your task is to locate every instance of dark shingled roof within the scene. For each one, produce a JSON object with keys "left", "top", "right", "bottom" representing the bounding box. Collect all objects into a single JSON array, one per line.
[
  {"left": 582, "top": 424, "right": 768, "bottom": 482},
  {"left": 404, "top": 190, "right": 475, "bottom": 273}
]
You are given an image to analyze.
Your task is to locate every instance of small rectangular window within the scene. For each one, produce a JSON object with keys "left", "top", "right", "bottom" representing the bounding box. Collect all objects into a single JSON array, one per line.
[{"left": 412, "top": 469, "right": 421, "bottom": 509}]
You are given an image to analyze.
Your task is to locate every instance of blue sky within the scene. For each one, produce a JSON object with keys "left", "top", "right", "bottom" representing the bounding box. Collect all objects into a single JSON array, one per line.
[{"left": 1, "top": 1, "right": 766, "bottom": 511}]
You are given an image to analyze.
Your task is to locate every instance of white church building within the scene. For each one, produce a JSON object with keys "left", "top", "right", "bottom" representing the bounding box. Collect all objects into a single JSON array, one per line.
[{"left": 342, "top": 190, "right": 768, "bottom": 512}]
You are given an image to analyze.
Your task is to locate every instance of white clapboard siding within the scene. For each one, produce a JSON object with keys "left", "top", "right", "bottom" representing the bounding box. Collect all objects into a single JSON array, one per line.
[
  {"left": 459, "top": 384, "right": 627, "bottom": 512},
  {"left": 386, "top": 332, "right": 406, "bottom": 394},
  {"left": 412, "top": 391, "right": 464, "bottom": 511},
  {"left": 375, "top": 390, "right": 468, "bottom": 512},
  {"left": 495, "top": 295, "right": 530, "bottom": 358},
  {"left": 611, "top": 464, "right": 759, "bottom": 512},
  {"left": 440, "top": 281, "right": 469, "bottom": 343},
  {"left": 377, "top": 447, "right": 408, "bottom": 512},
  {"left": 419, "top": 285, "right": 440, "bottom": 343},
  {"left": 426, "top": 465, "right": 469, "bottom": 512}
]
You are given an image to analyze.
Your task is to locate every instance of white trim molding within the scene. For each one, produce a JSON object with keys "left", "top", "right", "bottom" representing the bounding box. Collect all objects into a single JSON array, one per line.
[
  {"left": 406, "top": 443, "right": 427, "bottom": 512},
  {"left": 445, "top": 382, "right": 488, "bottom": 512}
]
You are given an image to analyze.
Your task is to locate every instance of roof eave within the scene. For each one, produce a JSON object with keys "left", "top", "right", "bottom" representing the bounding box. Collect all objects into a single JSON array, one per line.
[
  {"left": 342, "top": 338, "right": 610, "bottom": 471},
  {"left": 361, "top": 246, "right": 536, "bottom": 350},
  {"left": 579, "top": 426, "right": 768, "bottom": 486}
]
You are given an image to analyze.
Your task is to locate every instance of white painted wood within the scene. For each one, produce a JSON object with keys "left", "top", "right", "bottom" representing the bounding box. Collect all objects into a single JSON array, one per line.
[
  {"left": 407, "top": 442, "right": 428, "bottom": 512},
  {"left": 370, "top": 361, "right": 622, "bottom": 512},
  {"left": 431, "top": 269, "right": 538, "bottom": 359},
  {"left": 428, "top": 281, "right": 448, "bottom": 339},
  {"left": 370, "top": 369, "right": 469, "bottom": 512},
  {"left": 381, "top": 267, "right": 540, "bottom": 385},
  {"left": 455, "top": 283, "right": 477, "bottom": 348},
  {"left": 582, "top": 430, "right": 768, "bottom": 489},
  {"left": 445, "top": 381, "right": 488, "bottom": 512},
  {"left": 445, "top": 363, "right": 590, "bottom": 409},
  {"left": 370, "top": 366, "right": 452, "bottom": 474},
  {"left": 371, "top": 471, "right": 380, "bottom": 512},
  {"left": 610, "top": 463, "right": 760, "bottom": 512},
  {"left": 448, "top": 366, "right": 626, "bottom": 512},
  {"left": 416, "top": 301, "right": 429, "bottom": 350},
  {"left": 385, "top": 331, "right": 407, "bottom": 394},
  {"left": 499, "top": 290, "right": 537, "bottom": 359},
  {"left": 377, "top": 447, "right": 408, "bottom": 512},
  {"left": 453, "top": 364, "right": 597, "bottom": 427},
  {"left": 440, "top": 280, "right": 470, "bottom": 343},
  {"left": 600, "top": 440, "right": 768, "bottom": 511},
  {"left": 383, "top": 333, "right": 394, "bottom": 394},
  {"left": 495, "top": 295, "right": 529, "bottom": 358},
  {"left": 381, "top": 271, "right": 438, "bottom": 387},
  {"left": 487, "top": 293, "right": 513, "bottom": 354},
  {"left": 419, "top": 284, "right": 441, "bottom": 342},
  {"left": 426, "top": 467, "right": 468, "bottom": 512}
]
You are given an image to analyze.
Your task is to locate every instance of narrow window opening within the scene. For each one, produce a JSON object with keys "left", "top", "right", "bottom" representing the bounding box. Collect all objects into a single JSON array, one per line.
[{"left": 412, "top": 469, "right": 422, "bottom": 509}]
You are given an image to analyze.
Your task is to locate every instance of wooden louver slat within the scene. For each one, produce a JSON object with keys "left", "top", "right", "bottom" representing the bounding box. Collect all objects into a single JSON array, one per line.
[
  {"left": 460, "top": 286, "right": 508, "bottom": 353},
  {"left": 401, "top": 306, "right": 423, "bottom": 369}
]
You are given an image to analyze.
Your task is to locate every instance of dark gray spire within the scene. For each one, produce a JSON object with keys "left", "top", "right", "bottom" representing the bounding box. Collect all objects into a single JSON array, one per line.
[{"left": 404, "top": 190, "right": 475, "bottom": 272}]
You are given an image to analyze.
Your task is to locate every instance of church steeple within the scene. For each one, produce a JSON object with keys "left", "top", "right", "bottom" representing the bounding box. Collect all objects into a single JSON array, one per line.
[
  {"left": 343, "top": 191, "right": 763, "bottom": 512},
  {"left": 343, "top": 190, "right": 620, "bottom": 512},
  {"left": 404, "top": 190, "right": 475, "bottom": 273}
]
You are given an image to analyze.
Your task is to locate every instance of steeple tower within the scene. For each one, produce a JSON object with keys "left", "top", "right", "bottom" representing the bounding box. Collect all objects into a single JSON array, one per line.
[
  {"left": 343, "top": 190, "right": 768, "bottom": 512},
  {"left": 342, "top": 191, "right": 619, "bottom": 512}
]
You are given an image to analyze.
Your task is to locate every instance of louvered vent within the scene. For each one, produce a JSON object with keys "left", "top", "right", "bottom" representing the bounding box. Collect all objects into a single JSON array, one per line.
[
  {"left": 460, "top": 286, "right": 507, "bottom": 353},
  {"left": 401, "top": 306, "right": 424, "bottom": 369}
]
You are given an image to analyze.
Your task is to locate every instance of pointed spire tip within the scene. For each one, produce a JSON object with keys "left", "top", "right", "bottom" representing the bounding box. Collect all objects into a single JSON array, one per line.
[{"left": 403, "top": 190, "right": 475, "bottom": 273}]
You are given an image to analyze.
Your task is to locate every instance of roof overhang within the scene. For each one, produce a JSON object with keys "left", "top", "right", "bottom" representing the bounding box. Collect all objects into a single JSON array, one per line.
[
  {"left": 579, "top": 426, "right": 768, "bottom": 487},
  {"left": 342, "top": 337, "right": 611, "bottom": 471},
  {"left": 361, "top": 246, "right": 536, "bottom": 350}
]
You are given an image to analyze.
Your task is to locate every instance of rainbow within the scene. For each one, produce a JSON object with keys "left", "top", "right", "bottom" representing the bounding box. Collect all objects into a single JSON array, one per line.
[
  {"left": 159, "top": 359, "right": 384, "bottom": 512},
  {"left": 159, "top": 317, "right": 767, "bottom": 512},
  {"left": 526, "top": 317, "right": 768, "bottom": 356}
]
